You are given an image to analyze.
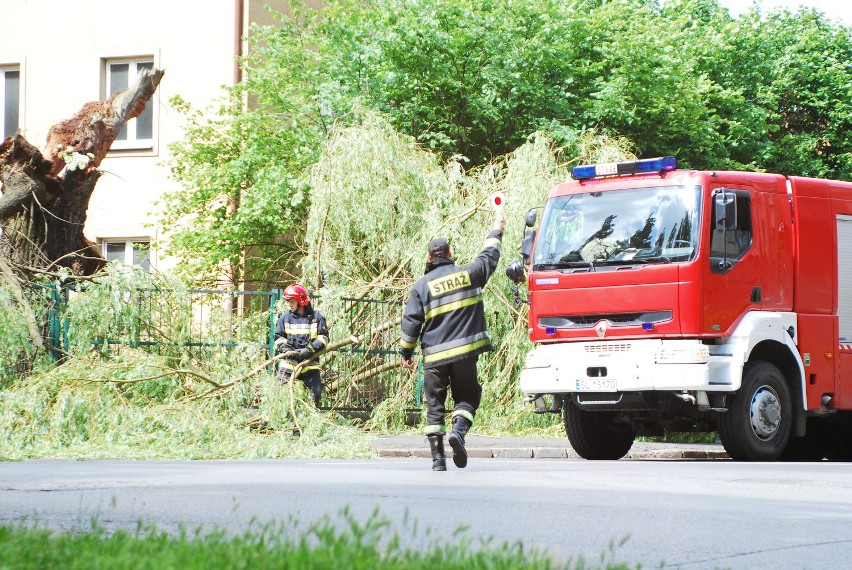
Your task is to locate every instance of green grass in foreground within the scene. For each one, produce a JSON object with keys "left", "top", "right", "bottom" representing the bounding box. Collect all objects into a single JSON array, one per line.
[{"left": 0, "top": 509, "right": 642, "bottom": 570}]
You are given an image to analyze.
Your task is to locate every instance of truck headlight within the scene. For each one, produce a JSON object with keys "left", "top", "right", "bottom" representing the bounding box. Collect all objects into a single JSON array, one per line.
[{"left": 525, "top": 348, "right": 551, "bottom": 369}]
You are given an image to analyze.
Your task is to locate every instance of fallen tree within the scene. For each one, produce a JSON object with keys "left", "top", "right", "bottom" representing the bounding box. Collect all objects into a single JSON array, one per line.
[{"left": 0, "top": 67, "right": 165, "bottom": 281}]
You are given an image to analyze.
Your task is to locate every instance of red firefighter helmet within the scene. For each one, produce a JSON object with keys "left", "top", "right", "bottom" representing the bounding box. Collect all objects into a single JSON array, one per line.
[{"left": 283, "top": 283, "right": 310, "bottom": 307}]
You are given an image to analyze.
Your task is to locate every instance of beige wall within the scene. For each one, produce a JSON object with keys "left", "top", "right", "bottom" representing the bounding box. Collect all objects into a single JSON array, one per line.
[{"left": 0, "top": 0, "right": 296, "bottom": 274}]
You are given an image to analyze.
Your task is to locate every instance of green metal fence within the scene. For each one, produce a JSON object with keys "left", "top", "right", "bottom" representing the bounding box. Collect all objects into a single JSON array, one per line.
[
  {"left": 47, "top": 285, "right": 280, "bottom": 360},
  {"left": 39, "top": 283, "right": 419, "bottom": 413}
]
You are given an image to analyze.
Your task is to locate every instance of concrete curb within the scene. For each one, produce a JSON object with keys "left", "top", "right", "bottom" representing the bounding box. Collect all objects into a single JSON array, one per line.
[
  {"left": 374, "top": 447, "right": 730, "bottom": 460},
  {"left": 370, "top": 435, "right": 730, "bottom": 460}
]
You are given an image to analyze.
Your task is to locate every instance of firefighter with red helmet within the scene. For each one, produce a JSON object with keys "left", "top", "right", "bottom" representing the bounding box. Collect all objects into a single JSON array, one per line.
[
  {"left": 400, "top": 217, "right": 504, "bottom": 470},
  {"left": 274, "top": 284, "right": 329, "bottom": 407}
]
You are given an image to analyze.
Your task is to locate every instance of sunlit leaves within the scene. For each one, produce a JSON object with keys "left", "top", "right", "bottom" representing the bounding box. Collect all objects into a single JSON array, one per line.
[{"left": 163, "top": 0, "right": 852, "bottom": 289}]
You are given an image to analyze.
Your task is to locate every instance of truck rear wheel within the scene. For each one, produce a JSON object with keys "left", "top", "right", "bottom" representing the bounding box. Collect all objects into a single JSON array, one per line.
[
  {"left": 718, "top": 361, "right": 791, "bottom": 461},
  {"left": 563, "top": 400, "right": 635, "bottom": 460}
]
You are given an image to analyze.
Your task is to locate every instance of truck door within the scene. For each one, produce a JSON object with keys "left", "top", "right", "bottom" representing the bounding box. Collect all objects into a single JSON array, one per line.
[{"left": 702, "top": 187, "right": 761, "bottom": 334}]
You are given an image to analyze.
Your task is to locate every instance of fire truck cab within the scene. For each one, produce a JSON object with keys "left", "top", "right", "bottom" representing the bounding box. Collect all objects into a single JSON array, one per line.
[{"left": 507, "top": 157, "right": 852, "bottom": 461}]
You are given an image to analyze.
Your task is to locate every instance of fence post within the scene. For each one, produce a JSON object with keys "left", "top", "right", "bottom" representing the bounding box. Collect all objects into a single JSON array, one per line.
[
  {"left": 415, "top": 359, "right": 424, "bottom": 406},
  {"left": 47, "top": 282, "right": 63, "bottom": 361},
  {"left": 61, "top": 284, "right": 70, "bottom": 357},
  {"left": 268, "top": 289, "right": 282, "bottom": 372}
]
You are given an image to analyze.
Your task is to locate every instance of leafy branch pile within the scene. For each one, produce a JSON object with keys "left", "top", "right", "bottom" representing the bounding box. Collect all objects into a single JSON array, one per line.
[
  {"left": 0, "top": 265, "right": 373, "bottom": 460},
  {"left": 0, "top": 282, "right": 46, "bottom": 384},
  {"left": 0, "top": 119, "right": 631, "bottom": 456},
  {"left": 304, "top": 111, "right": 634, "bottom": 432},
  {"left": 0, "top": 352, "right": 373, "bottom": 461}
]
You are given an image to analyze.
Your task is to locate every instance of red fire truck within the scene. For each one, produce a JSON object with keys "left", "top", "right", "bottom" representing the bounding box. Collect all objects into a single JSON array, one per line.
[{"left": 505, "top": 157, "right": 852, "bottom": 461}]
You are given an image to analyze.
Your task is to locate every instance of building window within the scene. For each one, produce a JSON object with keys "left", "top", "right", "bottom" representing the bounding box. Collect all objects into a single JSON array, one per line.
[
  {"left": 105, "top": 59, "right": 154, "bottom": 150},
  {"left": 1, "top": 67, "right": 20, "bottom": 139},
  {"left": 103, "top": 240, "right": 151, "bottom": 271}
]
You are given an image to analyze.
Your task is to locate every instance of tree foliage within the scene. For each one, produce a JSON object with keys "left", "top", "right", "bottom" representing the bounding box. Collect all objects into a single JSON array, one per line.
[
  {"left": 747, "top": 7, "right": 852, "bottom": 177},
  {"left": 160, "top": 3, "right": 354, "bottom": 288},
  {"left": 164, "top": 0, "right": 852, "bottom": 286},
  {"left": 159, "top": 94, "right": 317, "bottom": 288}
]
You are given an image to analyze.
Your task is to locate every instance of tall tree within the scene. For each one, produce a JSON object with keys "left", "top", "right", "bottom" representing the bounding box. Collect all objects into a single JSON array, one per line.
[
  {"left": 159, "top": 95, "right": 314, "bottom": 288},
  {"left": 160, "top": 3, "right": 338, "bottom": 289}
]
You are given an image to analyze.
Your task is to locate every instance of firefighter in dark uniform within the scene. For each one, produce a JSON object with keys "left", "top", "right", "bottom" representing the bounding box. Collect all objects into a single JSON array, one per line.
[
  {"left": 274, "top": 284, "right": 330, "bottom": 407},
  {"left": 400, "top": 217, "right": 504, "bottom": 470}
]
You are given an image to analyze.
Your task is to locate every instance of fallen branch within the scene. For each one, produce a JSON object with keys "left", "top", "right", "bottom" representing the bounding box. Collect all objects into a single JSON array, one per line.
[
  {"left": 81, "top": 367, "right": 228, "bottom": 388},
  {"left": 186, "top": 315, "right": 404, "bottom": 401},
  {"left": 287, "top": 315, "right": 402, "bottom": 384},
  {"left": 0, "top": 255, "right": 44, "bottom": 349},
  {"left": 328, "top": 360, "right": 398, "bottom": 392}
]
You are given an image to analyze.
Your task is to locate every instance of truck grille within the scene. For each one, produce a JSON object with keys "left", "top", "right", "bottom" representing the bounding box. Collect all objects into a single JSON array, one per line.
[
  {"left": 539, "top": 310, "right": 671, "bottom": 329},
  {"left": 584, "top": 343, "right": 631, "bottom": 353}
]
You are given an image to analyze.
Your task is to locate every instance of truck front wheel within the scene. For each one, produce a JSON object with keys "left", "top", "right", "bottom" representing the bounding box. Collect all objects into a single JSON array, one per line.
[
  {"left": 718, "top": 361, "right": 792, "bottom": 461},
  {"left": 563, "top": 400, "right": 636, "bottom": 460}
]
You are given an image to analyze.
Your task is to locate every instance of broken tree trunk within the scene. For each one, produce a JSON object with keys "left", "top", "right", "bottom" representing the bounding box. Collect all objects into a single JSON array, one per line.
[{"left": 0, "top": 67, "right": 165, "bottom": 279}]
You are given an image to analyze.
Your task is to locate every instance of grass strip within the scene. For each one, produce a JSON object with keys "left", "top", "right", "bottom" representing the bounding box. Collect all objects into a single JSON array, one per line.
[{"left": 0, "top": 511, "right": 641, "bottom": 570}]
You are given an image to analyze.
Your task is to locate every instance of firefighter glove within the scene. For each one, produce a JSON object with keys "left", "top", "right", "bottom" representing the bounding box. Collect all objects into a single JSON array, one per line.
[
  {"left": 298, "top": 348, "right": 314, "bottom": 361},
  {"left": 282, "top": 350, "right": 300, "bottom": 360}
]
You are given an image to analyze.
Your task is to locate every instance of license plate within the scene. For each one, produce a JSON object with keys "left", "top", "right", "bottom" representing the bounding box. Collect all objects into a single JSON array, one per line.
[{"left": 575, "top": 378, "right": 617, "bottom": 392}]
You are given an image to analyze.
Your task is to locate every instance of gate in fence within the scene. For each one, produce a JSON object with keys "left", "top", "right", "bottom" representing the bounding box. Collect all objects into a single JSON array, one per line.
[{"left": 322, "top": 297, "right": 422, "bottom": 417}]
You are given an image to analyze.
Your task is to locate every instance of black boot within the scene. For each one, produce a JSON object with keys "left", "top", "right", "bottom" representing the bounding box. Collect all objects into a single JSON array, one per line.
[
  {"left": 448, "top": 415, "right": 472, "bottom": 468},
  {"left": 427, "top": 434, "right": 446, "bottom": 471}
]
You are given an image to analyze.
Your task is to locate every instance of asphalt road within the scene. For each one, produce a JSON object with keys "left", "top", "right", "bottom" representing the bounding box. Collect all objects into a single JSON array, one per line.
[{"left": 2, "top": 455, "right": 852, "bottom": 569}]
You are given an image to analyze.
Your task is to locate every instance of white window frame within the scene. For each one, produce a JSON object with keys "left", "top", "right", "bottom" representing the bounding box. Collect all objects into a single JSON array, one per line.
[
  {"left": 102, "top": 239, "right": 152, "bottom": 271},
  {"left": 1, "top": 66, "right": 20, "bottom": 140},
  {"left": 104, "top": 58, "right": 155, "bottom": 150}
]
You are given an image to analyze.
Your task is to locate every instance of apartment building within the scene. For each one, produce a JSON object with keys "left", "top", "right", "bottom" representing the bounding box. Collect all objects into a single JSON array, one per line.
[{"left": 0, "top": 0, "right": 313, "bottom": 273}]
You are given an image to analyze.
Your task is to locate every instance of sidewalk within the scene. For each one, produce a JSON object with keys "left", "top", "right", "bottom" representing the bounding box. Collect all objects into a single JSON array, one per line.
[{"left": 370, "top": 434, "right": 730, "bottom": 460}]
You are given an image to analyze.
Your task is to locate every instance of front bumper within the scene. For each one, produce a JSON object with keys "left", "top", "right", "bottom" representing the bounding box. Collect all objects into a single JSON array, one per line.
[{"left": 519, "top": 339, "right": 732, "bottom": 394}]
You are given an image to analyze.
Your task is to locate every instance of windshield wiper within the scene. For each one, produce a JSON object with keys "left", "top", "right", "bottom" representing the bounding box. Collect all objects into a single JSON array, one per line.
[
  {"left": 596, "top": 256, "right": 672, "bottom": 266},
  {"left": 533, "top": 261, "right": 593, "bottom": 271},
  {"left": 636, "top": 256, "right": 672, "bottom": 264}
]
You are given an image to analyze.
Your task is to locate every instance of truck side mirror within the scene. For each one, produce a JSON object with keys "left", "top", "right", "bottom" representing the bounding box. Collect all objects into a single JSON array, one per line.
[
  {"left": 505, "top": 259, "right": 526, "bottom": 284},
  {"left": 519, "top": 208, "right": 539, "bottom": 263},
  {"left": 520, "top": 229, "right": 536, "bottom": 263},
  {"left": 714, "top": 191, "right": 737, "bottom": 231}
]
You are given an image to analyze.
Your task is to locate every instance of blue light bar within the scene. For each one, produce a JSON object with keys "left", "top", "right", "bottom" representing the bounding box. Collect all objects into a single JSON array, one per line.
[{"left": 571, "top": 156, "right": 678, "bottom": 181}]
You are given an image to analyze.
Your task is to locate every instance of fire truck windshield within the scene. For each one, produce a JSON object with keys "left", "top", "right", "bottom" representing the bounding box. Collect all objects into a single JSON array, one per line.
[{"left": 532, "top": 185, "right": 702, "bottom": 269}]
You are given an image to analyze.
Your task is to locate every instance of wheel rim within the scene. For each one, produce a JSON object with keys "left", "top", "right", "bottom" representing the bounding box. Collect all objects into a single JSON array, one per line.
[{"left": 749, "top": 384, "right": 781, "bottom": 440}]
